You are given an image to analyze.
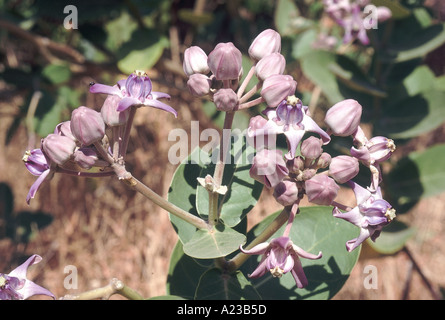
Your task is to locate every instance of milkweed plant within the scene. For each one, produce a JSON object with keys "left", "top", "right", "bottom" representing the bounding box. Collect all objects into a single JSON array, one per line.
[{"left": 8, "top": 0, "right": 427, "bottom": 300}]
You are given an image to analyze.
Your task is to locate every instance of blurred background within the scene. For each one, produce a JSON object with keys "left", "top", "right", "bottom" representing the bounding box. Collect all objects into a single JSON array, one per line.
[{"left": 0, "top": 0, "right": 444, "bottom": 299}]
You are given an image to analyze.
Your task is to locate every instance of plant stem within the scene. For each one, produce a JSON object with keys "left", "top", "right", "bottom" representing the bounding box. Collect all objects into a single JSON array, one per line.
[
  {"left": 93, "top": 141, "right": 210, "bottom": 230},
  {"left": 225, "top": 207, "right": 290, "bottom": 273},
  {"left": 213, "top": 111, "right": 235, "bottom": 186},
  {"left": 125, "top": 175, "right": 210, "bottom": 230},
  {"left": 62, "top": 278, "right": 144, "bottom": 300}
]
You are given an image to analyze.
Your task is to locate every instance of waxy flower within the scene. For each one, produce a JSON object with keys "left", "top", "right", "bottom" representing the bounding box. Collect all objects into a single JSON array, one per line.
[
  {"left": 248, "top": 29, "right": 281, "bottom": 62},
  {"left": 240, "top": 237, "right": 322, "bottom": 288},
  {"left": 70, "top": 106, "right": 105, "bottom": 146},
  {"left": 207, "top": 42, "right": 242, "bottom": 81},
  {"left": 329, "top": 155, "right": 359, "bottom": 184},
  {"left": 324, "top": 99, "right": 362, "bottom": 137},
  {"left": 305, "top": 174, "right": 339, "bottom": 205},
  {"left": 250, "top": 149, "right": 288, "bottom": 188},
  {"left": 0, "top": 254, "right": 54, "bottom": 300},
  {"left": 273, "top": 180, "right": 300, "bottom": 207},
  {"left": 183, "top": 46, "right": 210, "bottom": 76},
  {"left": 255, "top": 52, "right": 286, "bottom": 81},
  {"left": 260, "top": 74, "right": 297, "bottom": 108},
  {"left": 333, "top": 181, "right": 396, "bottom": 252},
  {"left": 253, "top": 96, "right": 330, "bottom": 160},
  {"left": 22, "top": 148, "right": 54, "bottom": 204},
  {"left": 213, "top": 88, "right": 239, "bottom": 112},
  {"left": 90, "top": 70, "right": 177, "bottom": 117},
  {"left": 41, "top": 133, "right": 76, "bottom": 166},
  {"left": 187, "top": 73, "right": 211, "bottom": 97}
]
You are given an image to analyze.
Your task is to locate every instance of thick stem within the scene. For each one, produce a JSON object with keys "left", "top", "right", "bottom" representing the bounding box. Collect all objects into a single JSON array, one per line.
[
  {"left": 62, "top": 278, "right": 144, "bottom": 300},
  {"left": 225, "top": 207, "right": 290, "bottom": 273},
  {"left": 124, "top": 175, "right": 210, "bottom": 230},
  {"left": 237, "top": 65, "right": 256, "bottom": 99},
  {"left": 213, "top": 111, "right": 235, "bottom": 187}
]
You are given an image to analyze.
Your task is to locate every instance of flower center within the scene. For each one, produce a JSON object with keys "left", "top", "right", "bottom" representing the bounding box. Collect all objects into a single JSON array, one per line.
[
  {"left": 275, "top": 96, "right": 304, "bottom": 129},
  {"left": 269, "top": 266, "right": 284, "bottom": 278},
  {"left": 0, "top": 275, "right": 7, "bottom": 289},
  {"left": 387, "top": 139, "right": 396, "bottom": 152},
  {"left": 22, "top": 150, "right": 31, "bottom": 162},
  {"left": 385, "top": 208, "right": 396, "bottom": 222},
  {"left": 134, "top": 70, "right": 148, "bottom": 77}
]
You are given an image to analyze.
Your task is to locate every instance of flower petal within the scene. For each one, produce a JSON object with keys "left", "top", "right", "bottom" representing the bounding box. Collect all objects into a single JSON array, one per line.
[
  {"left": 26, "top": 169, "right": 51, "bottom": 204},
  {"left": 19, "top": 280, "right": 55, "bottom": 300},
  {"left": 117, "top": 97, "right": 142, "bottom": 112},
  {"left": 239, "top": 242, "right": 270, "bottom": 255},
  {"left": 89, "top": 83, "right": 122, "bottom": 97},
  {"left": 143, "top": 98, "right": 178, "bottom": 118},
  {"left": 332, "top": 206, "right": 363, "bottom": 227}
]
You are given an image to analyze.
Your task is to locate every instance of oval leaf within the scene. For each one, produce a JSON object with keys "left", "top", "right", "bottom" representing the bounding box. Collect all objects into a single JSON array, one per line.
[{"left": 183, "top": 225, "right": 246, "bottom": 259}]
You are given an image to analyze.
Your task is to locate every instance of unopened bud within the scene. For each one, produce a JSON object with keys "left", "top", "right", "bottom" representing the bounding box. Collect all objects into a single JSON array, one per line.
[
  {"left": 324, "top": 99, "right": 362, "bottom": 136},
  {"left": 249, "top": 29, "right": 281, "bottom": 62},
  {"left": 261, "top": 74, "right": 297, "bottom": 108},
  {"left": 255, "top": 52, "right": 286, "bottom": 81},
  {"left": 207, "top": 42, "right": 242, "bottom": 81},
  {"left": 187, "top": 73, "right": 211, "bottom": 97},
  {"left": 300, "top": 136, "right": 323, "bottom": 160},
  {"left": 41, "top": 134, "right": 76, "bottom": 165},
  {"left": 305, "top": 174, "right": 339, "bottom": 205},
  {"left": 250, "top": 149, "right": 288, "bottom": 188},
  {"left": 329, "top": 155, "right": 359, "bottom": 184},
  {"left": 183, "top": 46, "right": 210, "bottom": 76},
  {"left": 101, "top": 94, "right": 130, "bottom": 126},
  {"left": 273, "top": 180, "right": 299, "bottom": 206},
  {"left": 213, "top": 88, "right": 239, "bottom": 111},
  {"left": 70, "top": 106, "right": 105, "bottom": 146}
]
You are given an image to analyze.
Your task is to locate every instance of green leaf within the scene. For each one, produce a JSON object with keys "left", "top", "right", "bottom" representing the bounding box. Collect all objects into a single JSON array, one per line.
[
  {"left": 167, "top": 241, "right": 213, "bottom": 299},
  {"left": 116, "top": 29, "right": 169, "bottom": 74},
  {"left": 377, "top": 89, "right": 445, "bottom": 139},
  {"left": 195, "top": 268, "right": 261, "bottom": 300},
  {"left": 41, "top": 63, "right": 71, "bottom": 84},
  {"left": 366, "top": 220, "right": 416, "bottom": 254},
  {"left": 241, "top": 206, "right": 361, "bottom": 300},
  {"left": 274, "top": 0, "right": 299, "bottom": 36},
  {"left": 371, "top": 0, "right": 411, "bottom": 20},
  {"left": 196, "top": 132, "right": 263, "bottom": 227},
  {"left": 183, "top": 225, "right": 246, "bottom": 259},
  {"left": 168, "top": 147, "right": 211, "bottom": 244},
  {"left": 387, "top": 143, "right": 445, "bottom": 209},
  {"left": 384, "top": 23, "right": 445, "bottom": 62}
]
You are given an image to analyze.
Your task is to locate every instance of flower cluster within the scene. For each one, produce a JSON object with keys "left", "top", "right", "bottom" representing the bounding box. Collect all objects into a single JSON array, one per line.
[
  {"left": 323, "top": 0, "right": 392, "bottom": 45},
  {"left": 23, "top": 71, "right": 175, "bottom": 204},
  {"left": 0, "top": 255, "right": 54, "bottom": 300},
  {"left": 182, "top": 29, "right": 397, "bottom": 287}
]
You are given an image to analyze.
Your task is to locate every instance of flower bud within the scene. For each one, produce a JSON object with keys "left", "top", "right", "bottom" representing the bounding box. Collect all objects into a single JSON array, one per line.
[
  {"left": 41, "top": 134, "right": 76, "bottom": 165},
  {"left": 368, "top": 136, "right": 395, "bottom": 162},
  {"left": 261, "top": 74, "right": 297, "bottom": 108},
  {"left": 377, "top": 6, "right": 392, "bottom": 22},
  {"left": 207, "top": 42, "right": 242, "bottom": 80},
  {"left": 329, "top": 155, "right": 359, "bottom": 184},
  {"left": 273, "top": 180, "right": 299, "bottom": 206},
  {"left": 73, "top": 147, "right": 108, "bottom": 169},
  {"left": 255, "top": 52, "right": 286, "bottom": 81},
  {"left": 187, "top": 73, "right": 211, "bottom": 97},
  {"left": 286, "top": 156, "right": 304, "bottom": 173},
  {"left": 300, "top": 136, "right": 323, "bottom": 160},
  {"left": 324, "top": 99, "right": 362, "bottom": 136},
  {"left": 183, "top": 46, "right": 210, "bottom": 76},
  {"left": 249, "top": 29, "right": 281, "bottom": 62},
  {"left": 70, "top": 106, "right": 105, "bottom": 146},
  {"left": 213, "top": 88, "right": 239, "bottom": 112},
  {"left": 250, "top": 149, "right": 289, "bottom": 188},
  {"left": 101, "top": 94, "right": 130, "bottom": 126},
  {"left": 314, "top": 152, "right": 332, "bottom": 169},
  {"left": 54, "top": 121, "right": 77, "bottom": 141},
  {"left": 305, "top": 174, "right": 339, "bottom": 205}
]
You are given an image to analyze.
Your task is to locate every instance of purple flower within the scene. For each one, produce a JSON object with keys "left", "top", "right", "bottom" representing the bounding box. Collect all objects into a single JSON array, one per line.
[
  {"left": 249, "top": 149, "right": 289, "bottom": 188},
  {"left": 333, "top": 181, "right": 396, "bottom": 252},
  {"left": 0, "top": 254, "right": 55, "bottom": 300},
  {"left": 252, "top": 96, "right": 330, "bottom": 160},
  {"left": 90, "top": 70, "right": 177, "bottom": 117},
  {"left": 22, "top": 148, "right": 55, "bottom": 204},
  {"left": 240, "top": 236, "right": 322, "bottom": 288}
]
